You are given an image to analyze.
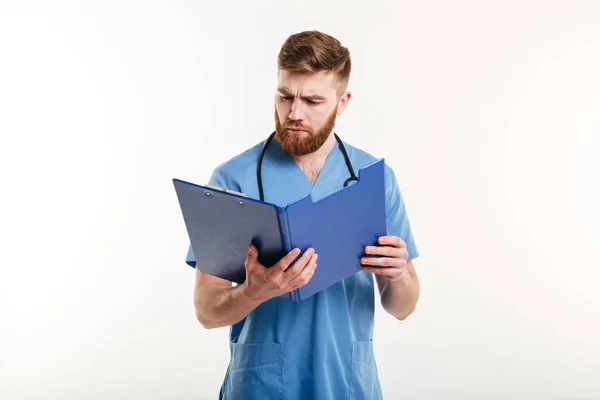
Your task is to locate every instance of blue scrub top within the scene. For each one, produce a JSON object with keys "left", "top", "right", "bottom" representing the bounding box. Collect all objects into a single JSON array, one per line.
[{"left": 186, "top": 137, "right": 419, "bottom": 400}]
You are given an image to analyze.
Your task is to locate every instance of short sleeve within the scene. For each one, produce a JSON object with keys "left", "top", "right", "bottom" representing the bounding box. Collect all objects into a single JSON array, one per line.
[
  {"left": 384, "top": 165, "right": 419, "bottom": 261},
  {"left": 184, "top": 168, "right": 229, "bottom": 268}
]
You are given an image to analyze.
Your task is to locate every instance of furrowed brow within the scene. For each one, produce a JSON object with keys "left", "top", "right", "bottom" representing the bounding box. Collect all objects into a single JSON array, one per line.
[{"left": 277, "top": 88, "right": 326, "bottom": 101}]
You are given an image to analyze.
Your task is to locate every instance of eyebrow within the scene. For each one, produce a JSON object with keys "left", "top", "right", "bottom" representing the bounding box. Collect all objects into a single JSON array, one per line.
[{"left": 277, "top": 88, "right": 326, "bottom": 101}]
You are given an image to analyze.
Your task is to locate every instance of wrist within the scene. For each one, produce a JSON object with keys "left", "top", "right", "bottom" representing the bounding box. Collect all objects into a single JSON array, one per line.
[
  {"left": 238, "top": 281, "right": 268, "bottom": 305},
  {"left": 387, "top": 267, "right": 411, "bottom": 285}
]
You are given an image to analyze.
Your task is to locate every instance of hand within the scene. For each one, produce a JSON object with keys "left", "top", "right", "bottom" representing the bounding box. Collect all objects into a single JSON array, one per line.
[
  {"left": 241, "top": 243, "right": 318, "bottom": 303},
  {"left": 361, "top": 236, "right": 408, "bottom": 282}
]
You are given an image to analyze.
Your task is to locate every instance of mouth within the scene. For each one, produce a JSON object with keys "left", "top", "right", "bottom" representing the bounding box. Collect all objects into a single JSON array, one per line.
[{"left": 287, "top": 128, "right": 308, "bottom": 134}]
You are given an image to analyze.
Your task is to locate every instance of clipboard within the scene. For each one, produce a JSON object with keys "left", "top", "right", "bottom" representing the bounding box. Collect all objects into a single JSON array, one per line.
[{"left": 173, "top": 158, "right": 387, "bottom": 301}]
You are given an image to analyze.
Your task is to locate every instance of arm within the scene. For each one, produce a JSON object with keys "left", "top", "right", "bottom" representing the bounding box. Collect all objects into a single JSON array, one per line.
[
  {"left": 375, "top": 260, "right": 419, "bottom": 320},
  {"left": 193, "top": 271, "right": 261, "bottom": 329},
  {"left": 363, "top": 164, "right": 420, "bottom": 320},
  {"left": 194, "top": 244, "right": 318, "bottom": 329},
  {"left": 362, "top": 236, "right": 420, "bottom": 320}
]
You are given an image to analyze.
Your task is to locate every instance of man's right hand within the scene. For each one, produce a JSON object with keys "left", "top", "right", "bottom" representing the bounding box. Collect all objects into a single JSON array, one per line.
[{"left": 241, "top": 243, "right": 318, "bottom": 303}]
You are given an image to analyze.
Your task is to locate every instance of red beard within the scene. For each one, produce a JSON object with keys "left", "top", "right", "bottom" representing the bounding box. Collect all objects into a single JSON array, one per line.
[{"left": 274, "top": 106, "right": 337, "bottom": 156}]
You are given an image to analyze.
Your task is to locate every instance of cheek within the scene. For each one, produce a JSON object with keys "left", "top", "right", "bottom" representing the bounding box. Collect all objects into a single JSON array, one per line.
[
  {"left": 312, "top": 111, "right": 329, "bottom": 127},
  {"left": 275, "top": 101, "right": 290, "bottom": 117}
]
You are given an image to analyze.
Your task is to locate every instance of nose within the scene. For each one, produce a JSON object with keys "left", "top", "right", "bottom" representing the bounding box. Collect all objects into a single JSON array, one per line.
[{"left": 288, "top": 99, "right": 306, "bottom": 121}]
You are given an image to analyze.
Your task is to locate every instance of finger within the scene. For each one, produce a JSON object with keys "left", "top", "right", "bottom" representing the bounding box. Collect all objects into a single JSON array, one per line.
[
  {"left": 284, "top": 248, "right": 316, "bottom": 279},
  {"left": 289, "top": 254, "right": 318, "bottom": 288},
  {"left": 361, "top": 255, "right": 406, "bottom": 268},
  {"left": 363, "top": 266, "right": 404, "bottom": 279},
  {"left": 378, "top": 236, "right": 405, "bottom": 248},
  {"left": 273, "top": 247, "right": 302, "bottom": 274},
  {"left": 364, "top": 245, "right": 401, "bottom": 258}
]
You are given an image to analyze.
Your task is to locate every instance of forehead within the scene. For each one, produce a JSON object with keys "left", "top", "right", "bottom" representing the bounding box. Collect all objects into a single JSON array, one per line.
[{"left": 277, "top": 70, "right": 337, "bottom": 95}]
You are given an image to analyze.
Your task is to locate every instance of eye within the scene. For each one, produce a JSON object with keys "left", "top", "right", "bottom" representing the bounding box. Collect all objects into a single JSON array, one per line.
[{"left": 280, "top": 95, "right": 320, "bottom": 105}]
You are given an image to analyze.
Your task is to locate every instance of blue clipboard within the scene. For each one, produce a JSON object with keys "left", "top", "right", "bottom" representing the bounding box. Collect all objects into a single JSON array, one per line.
[{"left": 173, "top": 158, "right": 387, "bottom": 302}]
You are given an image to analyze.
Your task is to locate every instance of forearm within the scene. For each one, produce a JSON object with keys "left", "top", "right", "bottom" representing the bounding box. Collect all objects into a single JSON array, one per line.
[
  {"left": 194, "top": 284, "right": 263, "bottom": 329},
  {"left": 379, "top": 264, "right": 420, "bottom": 320}
]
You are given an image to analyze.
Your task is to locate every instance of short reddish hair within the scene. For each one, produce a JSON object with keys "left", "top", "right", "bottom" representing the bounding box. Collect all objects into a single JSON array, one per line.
[{"left": 277, "top": 30, "right": 351, "bottom": 97}]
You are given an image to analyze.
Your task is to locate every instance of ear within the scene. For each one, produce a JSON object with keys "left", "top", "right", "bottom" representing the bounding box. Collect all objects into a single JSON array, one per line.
[{"left": 336, "top": 91, "right": 352, "bottom": 115}]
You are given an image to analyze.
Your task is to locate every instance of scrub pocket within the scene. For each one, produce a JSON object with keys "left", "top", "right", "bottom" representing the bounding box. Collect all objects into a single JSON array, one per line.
[
  {"left": 223, "top": 342, "right": 283, "bottom": 400},
  {"left": 349, "top": 340, "right": 383, "bottom": 400}
]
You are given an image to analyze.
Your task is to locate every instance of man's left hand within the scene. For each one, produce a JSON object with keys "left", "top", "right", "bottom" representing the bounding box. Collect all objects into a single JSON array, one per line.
[{"left": 361, "top": 236, "right": 409, "bottom": 282}]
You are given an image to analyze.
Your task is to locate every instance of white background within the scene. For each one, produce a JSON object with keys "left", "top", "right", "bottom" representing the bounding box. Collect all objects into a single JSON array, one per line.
[{"left": 1, "top": 1, "right": 599, "bottom": 399}]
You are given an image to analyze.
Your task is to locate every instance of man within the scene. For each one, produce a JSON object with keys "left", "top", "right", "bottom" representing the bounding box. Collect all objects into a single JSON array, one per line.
[{"left": 186, "top": 30, "right": 420, "bottom": 399}]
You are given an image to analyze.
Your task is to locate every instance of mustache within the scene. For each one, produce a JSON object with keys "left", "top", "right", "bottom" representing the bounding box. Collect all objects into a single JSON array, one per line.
[{"left": 283, "top": 124, "right": 312, "bottom": 132}]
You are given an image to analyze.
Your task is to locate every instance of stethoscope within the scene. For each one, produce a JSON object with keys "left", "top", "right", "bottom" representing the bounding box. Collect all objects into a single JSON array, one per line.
[{"left": 257, "top": 130, "right": 358, "bottom": 201}]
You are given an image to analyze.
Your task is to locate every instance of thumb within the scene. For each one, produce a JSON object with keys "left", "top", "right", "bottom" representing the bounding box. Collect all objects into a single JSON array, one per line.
[{"left": 246, "top": 243, "right": 259, "bottom": 266}]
